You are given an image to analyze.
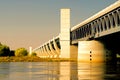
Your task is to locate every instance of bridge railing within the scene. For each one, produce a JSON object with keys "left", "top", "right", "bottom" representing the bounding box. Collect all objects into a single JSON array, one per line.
[{"left": 71, "top": 1, "right": 120, "bottom": 42}]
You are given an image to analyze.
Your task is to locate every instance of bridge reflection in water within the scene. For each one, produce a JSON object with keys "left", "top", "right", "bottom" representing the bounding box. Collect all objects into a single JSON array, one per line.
[
  {"left": 0, "top": 61, "right": 119, "bottom": 80},
  {"left": 59, "top": 62, "right": 120, "bottom": 80}
]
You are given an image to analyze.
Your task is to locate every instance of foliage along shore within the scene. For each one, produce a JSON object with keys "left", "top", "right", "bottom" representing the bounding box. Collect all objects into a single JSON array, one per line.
[
  {"left": 0, "top": 56, "right": 77, "bottom": 62},
  {"left": 0, "top": 56, "right": 120, "bottom": 62}
]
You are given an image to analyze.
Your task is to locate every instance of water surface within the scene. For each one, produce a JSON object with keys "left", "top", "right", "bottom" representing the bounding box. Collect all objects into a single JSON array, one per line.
[{"left": 0, "top": 62, "right": 119, "bottom": 80}]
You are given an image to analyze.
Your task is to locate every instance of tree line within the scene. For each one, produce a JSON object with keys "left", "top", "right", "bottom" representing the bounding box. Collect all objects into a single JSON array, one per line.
[{"left": 0, "top": 43, "right": 36, "bottom": 57}]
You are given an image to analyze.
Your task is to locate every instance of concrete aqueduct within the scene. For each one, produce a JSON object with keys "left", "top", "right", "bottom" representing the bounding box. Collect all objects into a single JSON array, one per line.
[{"left": 33, "top": 1, "right": 120, "bottom": 62}]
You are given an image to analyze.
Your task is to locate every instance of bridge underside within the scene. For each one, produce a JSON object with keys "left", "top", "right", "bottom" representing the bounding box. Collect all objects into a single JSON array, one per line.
[{"left": 96, "top": 31, "right": 120, "bottom": 55}]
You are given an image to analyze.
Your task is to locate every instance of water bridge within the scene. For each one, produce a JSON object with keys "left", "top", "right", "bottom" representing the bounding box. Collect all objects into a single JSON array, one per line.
[{"left": 33, "top": 1, "right": 120, "bottom": 62}]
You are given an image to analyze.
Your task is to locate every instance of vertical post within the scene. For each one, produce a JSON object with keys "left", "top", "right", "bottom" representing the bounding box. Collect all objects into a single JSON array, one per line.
[
  {"left": 29, "top": 46, "right": 32, "bottom": 56},
  {"left": 60, "top": 9, "right": 70, "bottom": 58}
]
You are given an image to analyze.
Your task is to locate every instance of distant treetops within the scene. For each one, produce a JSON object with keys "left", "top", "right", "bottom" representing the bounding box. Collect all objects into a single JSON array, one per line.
[
  {"left": 0, "top": 43, "right": 36, "bottom": 57},
  {"left": 15, "top": 48, "right": 28, "bottom": 57},
  {"left": 0, "top": 43, "right": 10, "bottom": 56}
]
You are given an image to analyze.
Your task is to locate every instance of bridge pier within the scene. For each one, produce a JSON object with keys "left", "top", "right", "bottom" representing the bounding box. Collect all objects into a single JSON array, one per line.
[
  {"left": 43, "top": 46, "right": 49, "bottom": 58},
  {"left": 60, "top": 9, "right": 70, "bottom": 58},
  {"left": 36, "top": 49, "right": 41, "bottom": 57},
  {"left": 46, "top": 43, "right": 53, "bottom": 58},
  {"left": 78, "top": 40, "right": 106, "bottom": 62},
  {"left": 49, "top": 41, "right": 58, "bottom": 58},
  {"left": 70, "top": 44, "right": 78, "bottom": 60},
  {"left": 77, "top": 39, "right": 118, "bottom": 63},
  {"left": 43, "top": 45, "right": 49, "bottom": 58},
  {"left": 40, "top": 48, "right": 44, "bottom": 58},
  {"left": 53, "top": 39, "right": 60, "bottom": 58}
]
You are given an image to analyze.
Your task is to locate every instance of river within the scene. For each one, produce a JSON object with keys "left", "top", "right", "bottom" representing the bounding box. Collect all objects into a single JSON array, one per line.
[{"left": 0, "top": 61, "right": 120, "bottom": 80}]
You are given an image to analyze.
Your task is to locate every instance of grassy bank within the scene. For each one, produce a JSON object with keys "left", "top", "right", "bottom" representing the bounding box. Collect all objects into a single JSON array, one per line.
[
  {"left": 0, "top": 56, "right": 119, "bottom": 62},
  {"left": 0, "top": 56, "right": 76, "bottom": 62}
]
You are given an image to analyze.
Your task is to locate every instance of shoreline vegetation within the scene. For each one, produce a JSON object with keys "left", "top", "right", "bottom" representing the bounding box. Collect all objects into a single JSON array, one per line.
[
  {"left": 0, "top": 56, "right": 120, "bottom": 62},
  {"left": 0, "top": 56, "right": 77, "bottom": 62},
  {"left": 0, "top": 43, "right": 120, "bottom": 62}
]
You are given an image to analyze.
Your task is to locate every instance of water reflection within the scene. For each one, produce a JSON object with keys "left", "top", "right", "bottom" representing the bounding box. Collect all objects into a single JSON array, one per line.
[
  {"left": 104, "top": 62, "right": 120, "bottom": 80},
  {"left": 0, "top": 63, "right": 9, "bottom": 80},
  {"left": 78, "top": 63, "right": 105, "bottom": 80},
  {"left": 60, "top": 62, "right": 78, "bottom": 80},
  {"left": 0, "top": 61, "right": 119, "bottom": 80}
]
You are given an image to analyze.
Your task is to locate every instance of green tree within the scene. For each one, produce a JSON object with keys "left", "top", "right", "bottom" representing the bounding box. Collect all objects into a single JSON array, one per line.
[
  {"left": 31, "top": 52, "right": 37, "bottom": 56},
  {"left": 15, "top": 48, "right": 28, "bottom": 57},
  {"left": 9, "top": 50, "right": 15, "bottom": 56},
  {"left": 0, "top": 44, "right": 10, "bottom": 56}
]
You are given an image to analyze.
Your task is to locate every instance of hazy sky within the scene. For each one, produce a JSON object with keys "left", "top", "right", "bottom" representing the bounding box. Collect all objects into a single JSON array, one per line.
[{"left": 0, "top": 0, "right": 117, "bottom": 50}]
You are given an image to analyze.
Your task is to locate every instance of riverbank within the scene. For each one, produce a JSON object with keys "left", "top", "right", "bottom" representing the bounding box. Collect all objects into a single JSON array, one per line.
[
  {"left": 0, "top": 56, "right": 76, "bottom": 62},
  {"left": 0, "top": 56, "right": 120, "bottom": 62}
]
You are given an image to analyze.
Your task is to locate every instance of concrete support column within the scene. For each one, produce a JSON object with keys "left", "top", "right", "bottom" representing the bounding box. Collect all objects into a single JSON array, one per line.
[
  {"left": 70, "top": 44, "right": 78, "bottom": 60},
  {"left": 43, "top": 46, "right": 49, "bottom": 58},
  {"left": 46, "top": 44, "right": 53, "bottom": 58},
  {"left": 39, "top": 49, "right": 42, "bottom": 57},
  {"left": 49, "top": 42, "right": 57, "bottom": 58},
  {"left": 44, "top": 45, "right": 51, "bottom": 58},
  {"left": 42, "top": 47, "right": 45, "bottom": 58},
  {"left": 48, "top": 43, "right": 55, "bottom": 58},
  {"left": 36, "top": 49, "right": 41, "bottom": 57},
  {"left": 78, "top": 40, "right": 106, "bottom": 62},
  {"left": 60, "top": 9, "right": 70, "bottom": 58},
  {"left": 40, "top": 48, "right": 43, "bottom": 58},
  {"left": 60, "top": 41, "right": 70, "bottom": 58},
  {"left": 53, "top": 40, "right": 60, "bottom": 58}
]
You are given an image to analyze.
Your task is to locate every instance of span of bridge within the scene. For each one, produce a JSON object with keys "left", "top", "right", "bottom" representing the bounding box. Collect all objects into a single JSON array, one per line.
[{"left": 33, "top": 1, "right": 120, "bottom": 62}]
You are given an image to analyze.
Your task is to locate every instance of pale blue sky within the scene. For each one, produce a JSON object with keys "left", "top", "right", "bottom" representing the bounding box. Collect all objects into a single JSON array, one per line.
[{"left": 0, "top": 0, "right": 117, "bottom": 50}]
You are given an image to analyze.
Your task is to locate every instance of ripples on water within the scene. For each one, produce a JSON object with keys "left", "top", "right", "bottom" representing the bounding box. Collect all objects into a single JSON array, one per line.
[{"left": 0, "top": 61, "right": 119, "bottom": 80}]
